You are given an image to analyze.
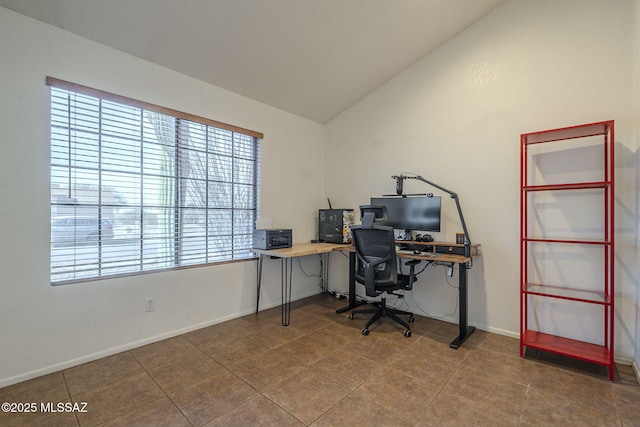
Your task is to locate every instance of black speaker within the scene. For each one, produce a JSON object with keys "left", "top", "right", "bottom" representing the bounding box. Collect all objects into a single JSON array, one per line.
[{"left": 319, "top": 209, "right": 354, "bottom": 244}]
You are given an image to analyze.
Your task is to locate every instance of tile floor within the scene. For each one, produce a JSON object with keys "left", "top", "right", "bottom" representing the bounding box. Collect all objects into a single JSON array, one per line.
[{"left": 1, "top": 293, "right": 639, "bottom": 426}]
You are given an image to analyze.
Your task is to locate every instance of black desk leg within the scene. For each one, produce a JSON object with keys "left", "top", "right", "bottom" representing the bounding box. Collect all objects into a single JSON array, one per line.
[
  {"left": 281, "top": 258, "right": 293, "bottom": 326},
  {"left": 321, "top": 252, "right": 329, "bottom": 293},
  {"left": 256, "top": 255, "right": 264, "bottom": 314},
  {"left": 450, "top": 262, "right": 475, "bottom": 349},
  {"left": 336, "top": 251, "right": 366, "bottom": 314}
]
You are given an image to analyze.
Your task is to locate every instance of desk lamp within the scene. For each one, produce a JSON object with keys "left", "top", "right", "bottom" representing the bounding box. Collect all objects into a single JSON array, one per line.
[{"left": 391, "top": 173, "right": 473, "bottom": 267}]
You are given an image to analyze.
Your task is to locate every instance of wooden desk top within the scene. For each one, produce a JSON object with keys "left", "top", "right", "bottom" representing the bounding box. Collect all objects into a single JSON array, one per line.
[
  {"left": 252, "top": 242, "right": 347, "bottom": 258},
  {"left": 253, "top": 241, "right": 479, "bottom": 264}
]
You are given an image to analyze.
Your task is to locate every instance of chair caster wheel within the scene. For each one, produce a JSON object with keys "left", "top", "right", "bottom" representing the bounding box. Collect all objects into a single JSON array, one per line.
[
  {"left": 409, "top": 315, "right": 415, "bottom": 323},
  {"left": 350, "top": 313, "right": 356, "bottom": 320},
  {"left": 362, "top": 328, "right": 369, "bottom": 336},
  {"left": 404, "top": 329, "right": 412, "bottom": 337}
]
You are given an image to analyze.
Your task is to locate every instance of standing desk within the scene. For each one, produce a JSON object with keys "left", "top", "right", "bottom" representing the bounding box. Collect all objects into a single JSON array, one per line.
[{"left": 254, "top": 242, "right": 479, "bottom": 349}]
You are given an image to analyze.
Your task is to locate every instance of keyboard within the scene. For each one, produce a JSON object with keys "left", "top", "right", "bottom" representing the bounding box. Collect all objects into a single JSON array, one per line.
[
  {"left": 396, "top": 248, "right": 440, "bottom": 258},
  {"left": 422, "top": 252, "right": 440, "bottom": 258},
  {"left": 396, "top": 249, "right": 416, "bottom": 255}
]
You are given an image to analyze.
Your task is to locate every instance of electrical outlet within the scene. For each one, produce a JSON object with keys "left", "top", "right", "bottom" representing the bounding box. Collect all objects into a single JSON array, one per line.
[{"left": 145, "top": 297, "right": 155, "bottom": 312}]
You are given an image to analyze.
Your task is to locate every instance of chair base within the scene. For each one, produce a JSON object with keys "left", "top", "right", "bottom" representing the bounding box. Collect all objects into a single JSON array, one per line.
[{"left": 350, "top": 295, "right": 414, "bottom": 337}]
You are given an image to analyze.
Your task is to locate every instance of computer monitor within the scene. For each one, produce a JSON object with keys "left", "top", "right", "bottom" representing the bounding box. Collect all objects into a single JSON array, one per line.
[{"left": 370, "top": 196, "right": 441, "bottom": 232}]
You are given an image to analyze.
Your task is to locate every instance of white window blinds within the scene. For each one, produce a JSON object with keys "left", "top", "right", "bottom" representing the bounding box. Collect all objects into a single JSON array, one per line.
[{"left": 49, "top": 78, "right": 261, "bottom": 284}]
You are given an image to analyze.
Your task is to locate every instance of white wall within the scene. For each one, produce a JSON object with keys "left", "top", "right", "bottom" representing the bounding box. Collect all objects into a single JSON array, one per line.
[
  {"left": 326, "top": 0, "right": 638, "bottom": 363},
  {"left": 0, "top": 8, "right": 327, "bottom": 387}
]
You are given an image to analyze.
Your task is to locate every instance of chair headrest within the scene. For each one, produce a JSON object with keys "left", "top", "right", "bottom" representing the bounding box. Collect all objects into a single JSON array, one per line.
[{"left": 359, "top": 205, "right": 388, "bottom": 228}]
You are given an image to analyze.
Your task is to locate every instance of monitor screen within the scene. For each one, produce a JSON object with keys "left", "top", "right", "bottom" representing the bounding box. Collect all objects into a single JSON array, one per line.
[{"left": 370, "top": 196, "right": 441, "bottom": 232}]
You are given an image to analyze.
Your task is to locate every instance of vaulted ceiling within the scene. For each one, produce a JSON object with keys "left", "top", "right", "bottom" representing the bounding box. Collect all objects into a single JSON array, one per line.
[{"left": 0, "top": 0, "right": 506, "bottom": 123}]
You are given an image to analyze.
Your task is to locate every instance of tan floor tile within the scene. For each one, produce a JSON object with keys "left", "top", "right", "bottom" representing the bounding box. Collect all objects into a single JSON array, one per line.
[
  {"left": 309, "top": 347, "right": 380, "bottom": 389},
  {"left": 415, "top": 389, "right": 519, "bottom": 426},
  {"left": 355, "top": 366, "right": 441, "bottom": 423},
  {"left": 101, "top": 396, "right": 190, "bottom": 427},
  {"left": 615, "top": 363, "right": 639, "bottom": 385},
  {"left": 291, "top": 293, "right": 343, "bottom": 311},
  {"left": 341, "top": 333, "right": 406, "bottom": 364},
  {"left": 463, "top": 346, "right": 535, "bottom": 385},
  {"left": 265, "top": 369, "right": 350, "bottom": 425},
  {"left": 130, "top": 336, "right": 200, "bottom": 370},
  {"left": 420, "top": 333, "right": 471, "bottom": 365},
  {"left": 312, "top": 394, "right": 413, "bottom": 427},
  {"left": 520, "top": 387, "right": 619, "bottom": 426},
  {"left": 239, "top": 308, "right": 284, "bottom": 329},
  {"left": 315, "top": 307, "right": 363, "bottom": 327},
  {"left": 0, "top": 373, "right": 76, "bottom": 427},
  {"left": 285, "top": 312, "right": 333, "bottom": 335},
  {"left": 147, "top": 351, "right": 227, "bottom": 393},
  {"left": 205, "top": 317, "right": 256, "bottom": 336},
  {"left": 400, "top": 334, "right": 465, "bottom": 366},
  {"left": 423, "top": 318, "right": 462, "bottom": 339},
  {"left": 73, "top": 372, "right": 165, "bottom": 427},
  {"left": 243, "top": 322, "right": 307, "bottom": 349},
  {"left": 230, "top": 350, "right": 306, "bottom": 392},
  {"left": 0, "top": 372, "right": 69, "bottom": 403},
  {"left": 277, "top": 334, "right": 340, "bottom": 366},
  {"left": 199, "top": 333, "right": 271, "bottom": 368},
  {"left": 252, "top": 304, "right": 284, "bottom": 318},
  {"left": 205, "top": 395, "right": 303, "bottom": 426},
  {"left": 613, "top": 382, "right": 640, "bottom": 426},
  {"left": 389, "top": 351, "right": 458, "bottom": 389},
  {"left": 307, "top": 321, "right": 358, "bottom": 347},
  {"left": 474, "top": 330, "right": 520, "bottom": 355},
  {"left": 298, "top": 296, "right": 347, "bottom": 316},
  {"left": 0, "top": 407, "right": 78, "bottom": 427},
  {"left": 402, "top": 312, "right": 441, "bottom": 335},
  {"left": 64, "top": 352, "right": 144, "bottom": 396},
  {"left": 169, "top": 370, "right": 258, "bottom": 426},
  {"left": 182, "top": 325, "right": 221, "bottom": 349},
  {"left": 530, "top": 363, "right": 616, "bottom": 412},
  {"left": 444, "top": 364, "right": 528, "bottom": 419}
]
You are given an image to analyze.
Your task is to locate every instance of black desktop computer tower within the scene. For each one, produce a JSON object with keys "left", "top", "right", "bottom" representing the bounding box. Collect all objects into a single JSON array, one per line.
[{"left": 319, "top": 209, "right": 354, "bottom": 244}]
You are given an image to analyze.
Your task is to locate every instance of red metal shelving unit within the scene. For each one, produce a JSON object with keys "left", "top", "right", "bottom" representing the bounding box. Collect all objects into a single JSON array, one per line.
[{"left": 520, "top": 120, "right": 615, "bottom": 381}]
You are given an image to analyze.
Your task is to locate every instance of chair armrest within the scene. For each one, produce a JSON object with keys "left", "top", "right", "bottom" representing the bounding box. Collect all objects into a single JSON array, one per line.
[{"left": 403, "top": 259, "right": 421, "bottom": 290}]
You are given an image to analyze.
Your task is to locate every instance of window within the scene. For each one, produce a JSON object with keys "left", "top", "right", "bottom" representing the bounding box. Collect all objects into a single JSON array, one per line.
[{"left": 48, "top": 77, "right": 262, "bottom": 284}]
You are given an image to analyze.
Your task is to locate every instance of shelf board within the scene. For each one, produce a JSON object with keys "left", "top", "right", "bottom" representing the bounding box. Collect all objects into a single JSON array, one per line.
[
  {"left": 523, "top": 237, "right": 611, "bottom": 245},
  {"left": 523, "top": 283, "right": 610, "bottom": 305},
  {"left": 522, "top": 330, "right": 611, "bottom": 366},
  {"left": 523, "top": 181, "right": 611, "bottom": 192},
  {"left": 522, "top": 121, "right": 612, "bottom": 145}
]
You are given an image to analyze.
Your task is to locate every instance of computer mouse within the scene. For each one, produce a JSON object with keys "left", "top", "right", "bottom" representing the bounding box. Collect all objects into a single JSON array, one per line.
[{"left": 413, "top": 249, "right": 422, "bottom": 255}]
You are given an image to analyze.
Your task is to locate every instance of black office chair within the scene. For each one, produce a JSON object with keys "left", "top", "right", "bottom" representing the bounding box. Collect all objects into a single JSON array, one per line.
[{"left": 349, "top": 206, "right": 420, "bottom": 337}]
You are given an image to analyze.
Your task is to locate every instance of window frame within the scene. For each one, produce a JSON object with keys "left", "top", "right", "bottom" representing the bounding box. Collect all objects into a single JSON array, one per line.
[{"left": 48, "top": 77, "right": 263, "bottom": 285}]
